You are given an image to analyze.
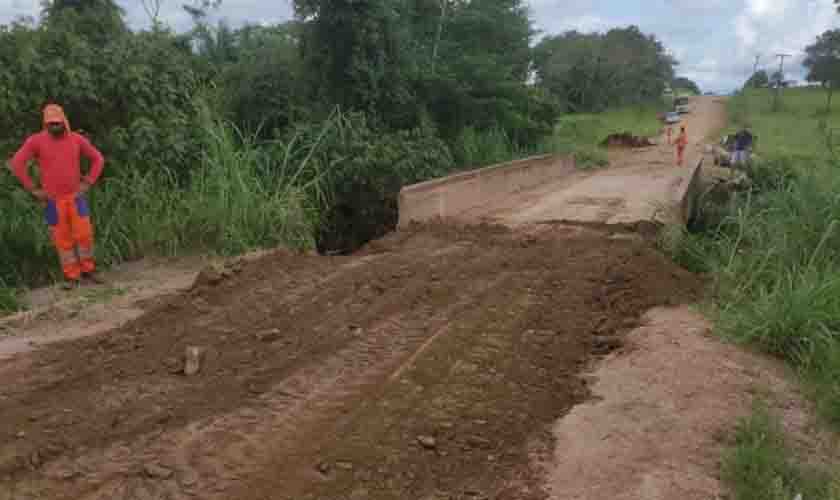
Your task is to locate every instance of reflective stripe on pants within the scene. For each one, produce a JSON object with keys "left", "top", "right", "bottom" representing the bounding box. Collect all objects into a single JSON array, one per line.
[{"left": 46, "top": 195, "right": 95, "bottom": 280}]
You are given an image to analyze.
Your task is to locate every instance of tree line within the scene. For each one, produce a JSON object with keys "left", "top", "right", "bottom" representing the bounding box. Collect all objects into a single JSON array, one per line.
[{"left": 532, "top": 26, "right": 681, "bottom": 112}]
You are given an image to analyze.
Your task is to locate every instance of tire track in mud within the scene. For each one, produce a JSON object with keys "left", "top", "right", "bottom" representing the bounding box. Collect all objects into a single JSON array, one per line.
[{"left": 1, "top": 223, "right": 703, "bottom": 500}]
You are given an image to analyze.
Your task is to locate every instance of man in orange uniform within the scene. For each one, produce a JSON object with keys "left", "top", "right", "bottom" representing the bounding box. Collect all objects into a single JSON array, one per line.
[
  {"left": 8, "top": 104, "right": 105, "bottom": 289},
  {"left": 675, "top": 126, "right": 689, "bottom": 166}
]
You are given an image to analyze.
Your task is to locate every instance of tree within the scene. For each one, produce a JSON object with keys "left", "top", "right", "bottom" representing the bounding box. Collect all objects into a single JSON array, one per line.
[
  {"left": 221, "top": 23, "right": 305, "bottom": 136},
  {"left": 294, "top": 0, "right": 412, "bottom": 125},
  {"left": 533, "top": 26, "right": 676, "bottom": 112},
  {"left": 141, "top": 0, "right": 163, "bottom": 27},
  {"left": 770, "top": 70, "right": 785, "bottom": 87},
  {"left": 745, "top": 70, "right": 769, "bottom": 88},
  {"left": 804, "top": 29, "right": 840, "bottom": 111},
  {"left": 410, "top": 0, "right": 555, "bottom": 145},
  {"left": 183, "top": 0, "right": 222, "bottom": 23},
  {"left": 673, "top": 77, "right": 700, "bottom": 95},
  {"left": 39, "top": 0, "right": 127, "bottom": 45}
]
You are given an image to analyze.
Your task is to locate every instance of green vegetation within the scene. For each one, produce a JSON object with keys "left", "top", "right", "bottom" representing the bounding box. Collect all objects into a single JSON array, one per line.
[
  {"left": 663, "top": 86, "right": 840, "bottom": 499},
  {"left": 667, "top": 88, "right": 840, "bottom": 429},
  {"left": 804, "top": 29, "right": 840, "bottom": 112},
  {"left": 722, "top": 402, "right": 837, "bottom": 500},
  {"left": 0, "top": 285, "right": 20, "bottom": 315},
  {"left": 673, "top": 76, "right": 701, "bottom": 96},
  {"left": 533, "top": 26, "right": 676, "bottom": 113},
  {"left": 745, "top": 70, "right": 771, "bottom": 89}
]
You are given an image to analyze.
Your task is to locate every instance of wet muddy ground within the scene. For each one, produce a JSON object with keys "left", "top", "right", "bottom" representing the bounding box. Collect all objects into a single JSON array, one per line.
[{"left": 0, "top": 222, "right": 702, "bottom": 500}]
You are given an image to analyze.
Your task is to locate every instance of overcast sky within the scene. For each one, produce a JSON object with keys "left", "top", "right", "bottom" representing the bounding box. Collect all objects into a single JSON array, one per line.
[{"left": 2, "top": 0, "right": 838, "bottom": 93}]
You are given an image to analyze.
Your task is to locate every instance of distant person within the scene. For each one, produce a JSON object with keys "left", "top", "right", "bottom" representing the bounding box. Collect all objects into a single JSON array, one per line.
[
  {"left": 8, "top": 104, "right": 105, "bottom": 289},
  {"left": 731, "top": 126, "right": 754, "bottom": 167},
  {"left": 676, "top": 126, "right": 688, "bottom": 166},
  {"left": 666, "top": 126, "right": 673, "bottom": 145}
]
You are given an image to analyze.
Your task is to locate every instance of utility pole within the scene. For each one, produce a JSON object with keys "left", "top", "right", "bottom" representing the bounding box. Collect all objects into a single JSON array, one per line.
[
  {"left": 773, "top": 53, "right": 791, "bottom": 111},
  {"left": 746, "top": 54, "right": 761, "bottom": 89}
]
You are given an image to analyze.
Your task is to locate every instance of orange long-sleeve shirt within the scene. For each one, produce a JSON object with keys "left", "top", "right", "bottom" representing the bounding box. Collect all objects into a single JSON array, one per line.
[{"left": 10, "top": 131, "right": 105, "bottom": 199}]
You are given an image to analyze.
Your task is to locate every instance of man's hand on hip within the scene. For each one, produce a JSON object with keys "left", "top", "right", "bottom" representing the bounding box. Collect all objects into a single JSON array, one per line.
[
  {"left": 79, "top": 181, "right": 91, "bottom": 195},
  {"left": 31, "top": 189, "right": 48, "bottom": 206}
]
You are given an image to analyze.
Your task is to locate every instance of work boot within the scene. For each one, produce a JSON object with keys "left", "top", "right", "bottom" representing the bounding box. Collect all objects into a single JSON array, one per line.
[
  {"left": 61, "top": 279, "right": 81, "bottom": 291},
  {"left": 82, "top": 272, "right": 105, "bottom": 285}
]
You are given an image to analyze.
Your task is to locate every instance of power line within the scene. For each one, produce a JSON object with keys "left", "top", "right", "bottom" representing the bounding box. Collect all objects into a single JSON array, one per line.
[
  {"left": 773, "top": 53, "right": 792, "bottom": 111},
  {"left": 749, "top": 54, "right": 761, "bottom": 88}
]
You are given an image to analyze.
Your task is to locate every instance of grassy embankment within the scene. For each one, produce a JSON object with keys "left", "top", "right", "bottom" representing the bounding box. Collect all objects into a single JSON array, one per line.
[{"left": 665, "top": 87, "right": 840, "bottom": 498}]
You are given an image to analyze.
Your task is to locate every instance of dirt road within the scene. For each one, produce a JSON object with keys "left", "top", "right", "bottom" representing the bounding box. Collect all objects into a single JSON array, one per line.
[
  {"left": 464, "top": 97, "right": 725, "bottom": 227},
  {"left": 3, "top": 97, "right": 804, "bottom": 500},
  {"left": 0, "top": 225, "right": 702, "bottom": 500}
]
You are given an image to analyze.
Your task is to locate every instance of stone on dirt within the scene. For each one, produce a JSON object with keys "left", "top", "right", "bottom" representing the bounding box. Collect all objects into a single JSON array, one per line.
[
  {"left": 163, "top": 357, "right": 182, "bottom": 374},
  {"left": 144, "top": 463, "right": 174, "bottom": 480},
  {"left": 184, "top": 346, "right": 203, "bottom": 376},
  {"left": 179, "top": 471, "right": 199, "bottom": 487},
  {"left": 417, "top": 436, "right": 437, "bottom": 449},
  {"left": 256, "top": 329, "right": 282, "bottom": 343}
]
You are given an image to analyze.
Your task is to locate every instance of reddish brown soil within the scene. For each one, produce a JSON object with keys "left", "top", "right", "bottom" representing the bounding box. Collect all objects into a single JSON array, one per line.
[
  {"left": 0, "top": 222, "right": 701, "bottom": 500},
  {"left": 601, "top": 133, "right": 656, "bottom": 148}
]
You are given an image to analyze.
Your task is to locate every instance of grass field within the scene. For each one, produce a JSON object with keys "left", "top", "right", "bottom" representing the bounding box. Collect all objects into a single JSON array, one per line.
[
  {"left": 728, "top": 86, "right": 840, "bottom": 161},
  {"left": 722, "top": 401, "right": 838, "bottom": 500},
  {"left": 665, "top": 87, "right": 840, "bottom": 499}
]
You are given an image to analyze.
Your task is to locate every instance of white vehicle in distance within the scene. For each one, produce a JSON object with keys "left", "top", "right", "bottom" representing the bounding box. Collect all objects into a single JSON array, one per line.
[
  {"left": 665, "top": 111, "right": 681, "bottom": 124},
  {"left": 675, "top": 96, "right": 691, "bottom": 114}
]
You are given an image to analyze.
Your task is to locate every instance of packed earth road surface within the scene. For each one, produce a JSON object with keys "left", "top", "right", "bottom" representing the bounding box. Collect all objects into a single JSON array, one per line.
[
  {"left": 461, "top": 96, "right": 725, "bottom": 228},
  {"left": 0, "top": 97, "right": 826, "bottom": 500}
]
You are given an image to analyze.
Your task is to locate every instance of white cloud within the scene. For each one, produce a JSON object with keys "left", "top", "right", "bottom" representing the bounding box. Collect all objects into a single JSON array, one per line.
[
  {"left": 746, "top": 0, "right": 789, "bottom": 18},
  {"left": 543, "top": 14, "right": 610, "bottom": 35},
  {"left": 0, "top": 0, "right": 37, "bottom": 24},
  {"left": 734, "top": 13, "right": 758, "bottom": 49}
]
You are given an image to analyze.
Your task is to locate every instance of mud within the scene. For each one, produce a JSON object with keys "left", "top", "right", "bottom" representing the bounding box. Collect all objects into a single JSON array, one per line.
[
  {"left": 0, "top": 222, "right": 702, "bottom": 500},
  {"left": 601, "top": 133, "right": 656, "bottom": 148}
]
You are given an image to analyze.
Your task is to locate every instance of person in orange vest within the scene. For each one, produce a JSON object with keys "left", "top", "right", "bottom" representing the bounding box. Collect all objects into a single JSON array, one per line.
[
  {"left": 675, "top": 126, "right": 688, "bottom": 166},
  {"left": 8, "top": 104, "right": 105, "bottom": 289}
]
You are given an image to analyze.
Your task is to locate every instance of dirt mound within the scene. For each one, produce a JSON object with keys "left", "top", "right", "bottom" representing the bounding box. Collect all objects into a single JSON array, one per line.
[
  {"left": 601, "top": 132, "right": 656, "bottom": 148},
  {"left": 0, "top": 222, "right": 702, "bottom": 500}
]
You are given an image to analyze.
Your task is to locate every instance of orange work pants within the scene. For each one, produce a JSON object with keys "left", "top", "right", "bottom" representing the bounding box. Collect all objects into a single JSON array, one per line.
[
  {"left": 677, "top": 146, "right": 686, "bottom": 166},
  {"left": 46, "top": 195, "right": 95, "bottom": 280}
]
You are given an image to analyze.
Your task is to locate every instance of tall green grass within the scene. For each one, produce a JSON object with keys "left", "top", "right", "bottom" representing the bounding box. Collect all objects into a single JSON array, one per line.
[
  {"left": 722, "top": 402, "right": 838, "bottom": 500},
  {"left": 668, "top": 88, "right": 840, "bottom": 427},
  {"left": 453, "top": 127, "right": 523, "bottom": 168}
]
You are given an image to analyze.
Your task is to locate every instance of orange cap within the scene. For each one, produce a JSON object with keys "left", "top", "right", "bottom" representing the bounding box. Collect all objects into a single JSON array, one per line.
[{"left": 43, "top": 104, "right": 71, "bottom": 131}]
